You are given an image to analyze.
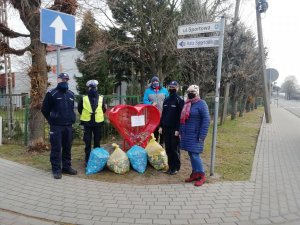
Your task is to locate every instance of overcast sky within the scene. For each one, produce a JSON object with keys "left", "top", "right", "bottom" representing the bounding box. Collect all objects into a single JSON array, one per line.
[
  {"left": 8, "top": 0, "right": 300, "bottom": 86},
  {"left": 240, "top": 0, "right": 300, "bottom": 85}
]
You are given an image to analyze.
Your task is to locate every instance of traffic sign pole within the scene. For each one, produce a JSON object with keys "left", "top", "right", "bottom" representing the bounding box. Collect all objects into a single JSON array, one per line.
[
  {"left": 210, "top": 16, "right": 225, "bottom": 176},
  {"left": 57, "top": 46, "right": 61, "bottom": 76},
  {"left": 176, "top": 19, "right": 225, "bottom": 176}
]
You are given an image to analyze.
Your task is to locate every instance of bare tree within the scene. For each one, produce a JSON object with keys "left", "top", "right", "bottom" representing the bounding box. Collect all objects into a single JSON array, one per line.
[
  {"left": 179, "top": 0, "right": 231, "bottom": 97},
  {"left": 281, "top": 75, "right": 298, "bottom": 100}
]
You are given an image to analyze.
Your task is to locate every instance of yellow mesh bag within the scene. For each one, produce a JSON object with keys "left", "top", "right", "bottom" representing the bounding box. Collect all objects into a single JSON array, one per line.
[
  {"left": 145, "top": 135, "right": 168, "bottom": 170},
  {"left": 107, "top": 143, "right": 130, "bottom": 174}
]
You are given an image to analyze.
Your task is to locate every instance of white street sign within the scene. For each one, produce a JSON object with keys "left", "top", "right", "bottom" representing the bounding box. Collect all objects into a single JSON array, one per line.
[
  {"left": 178, "top": 22, "right": 220, "bottom": 35},
  {"left": 177, "top": 36, "right": 219, "bottom": 49}
]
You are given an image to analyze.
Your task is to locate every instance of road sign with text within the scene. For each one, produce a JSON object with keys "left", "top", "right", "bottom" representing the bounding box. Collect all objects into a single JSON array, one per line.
[
  {"left": 178, "top": 22, "right": 220, "bottom": 35},
  {"left": 177, "top": 36, "right": 219, "bottom": 49},
  {"left": 40, "top": 8, "right": 76, "bottom": 48}
]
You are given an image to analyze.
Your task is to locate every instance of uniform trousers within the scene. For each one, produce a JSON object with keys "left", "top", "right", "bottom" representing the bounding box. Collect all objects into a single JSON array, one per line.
[
  {"left": 83, "top": 125, "right": 102, "bottom": 163},
  {"left": 49, "top": 125, "right": 73, "bottom": 173},
  {"left": 163, "top": 127, "right": 180, "bottom": 171}
]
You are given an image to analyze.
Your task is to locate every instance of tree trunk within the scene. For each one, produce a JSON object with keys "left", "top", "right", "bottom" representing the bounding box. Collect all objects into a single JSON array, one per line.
[
  {"left": 231, "top": 85, "right": 239, "bottom": 120},
  {"left": 140, "top": 66, "right": 146, "bottom": 96},
  {"left": 28, "top": 34, "right": 48, "bottom": 148},
  {"left": 239, "top": 95, "right": 247, "bottom": 117},
  {"left": 220, "top": 82, "right": 230, "bottom": 125},
  {"left": 231, "top": 98, "right": 238, "bottom": 120}
]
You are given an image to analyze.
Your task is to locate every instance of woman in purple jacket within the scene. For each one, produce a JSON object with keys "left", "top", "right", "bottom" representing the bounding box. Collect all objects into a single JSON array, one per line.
[{"left": 180, "top": 85, "right": 210, "bottom": 186}]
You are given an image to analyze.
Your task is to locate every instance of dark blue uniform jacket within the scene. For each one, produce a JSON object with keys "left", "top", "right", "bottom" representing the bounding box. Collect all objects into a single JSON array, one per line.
[
  {"left": 41, "top": 88, "right": 76, "bottom": 126},
  {"left": 160, "top": 93, "right": 184, "bottom": 131}
]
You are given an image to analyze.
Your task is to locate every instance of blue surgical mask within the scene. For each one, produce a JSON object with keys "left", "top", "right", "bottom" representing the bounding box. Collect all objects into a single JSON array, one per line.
[
  {"left": 57, "top": 82, "right": 68, "bottom": 91},
  {"left": 151, "top": 82, "right": 159, "bottom": 89}
]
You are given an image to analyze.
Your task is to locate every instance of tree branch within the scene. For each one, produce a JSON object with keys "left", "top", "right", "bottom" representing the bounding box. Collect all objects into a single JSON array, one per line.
[
  {"left": 0, "top": 41, "right": 31, "bottom": 56},
  {"left": 0, "top": 23, "right": 30, "bottom": 38},
  {"left": 49, "top": 0, "right": 78, "bottom": 15}
]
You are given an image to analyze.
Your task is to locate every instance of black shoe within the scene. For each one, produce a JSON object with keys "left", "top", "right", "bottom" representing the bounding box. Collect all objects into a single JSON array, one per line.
[
  {"left": 62, "top": 167, "right": 77, "bottom": 175},
  {"left": 53, "top": 171, "right": 62, "bottom": 179},
  {"left": 169, "top": 169, "right": 178, "bottom": 175}
]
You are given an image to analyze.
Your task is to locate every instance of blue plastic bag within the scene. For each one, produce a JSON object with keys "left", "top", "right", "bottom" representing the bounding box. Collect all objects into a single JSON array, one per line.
[
  {"left": 86, "top": 147, "right": 109, "bottom": 175},
  {"left": 127, "top": 145, "right": 147, "bottom": 173}
]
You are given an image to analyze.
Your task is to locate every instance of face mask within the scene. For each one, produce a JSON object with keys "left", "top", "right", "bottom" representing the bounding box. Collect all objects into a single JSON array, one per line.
[
  {"left": 88, "top": 88, "right": 98, "bottom": 97},
  {"left": 168, "top": 89, "right": 176, "bottom": 95},
  {"left": 57, "top": 82, "right": 68, "bottom": 90},
  {"left": 151, "top": 82, "right": 159, "bottom": 89},
  {"left": 188, "top": 93, "right": 196, "bottom": 99}
]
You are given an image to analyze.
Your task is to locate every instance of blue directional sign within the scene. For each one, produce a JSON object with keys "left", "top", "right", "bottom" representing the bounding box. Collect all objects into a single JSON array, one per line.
[{"left": 40, "top": 8, "right": 76, "bottom": 48}]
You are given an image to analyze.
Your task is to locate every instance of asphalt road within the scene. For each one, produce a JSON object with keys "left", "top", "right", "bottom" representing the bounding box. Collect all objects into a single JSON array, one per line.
[{"left": 273, "top": 97, "right": 300, "bottom": 117}]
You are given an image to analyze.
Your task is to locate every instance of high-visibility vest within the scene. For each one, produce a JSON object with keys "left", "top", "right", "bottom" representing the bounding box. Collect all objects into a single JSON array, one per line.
[{"left": 80, "top": 95, "right": 104, "bottom": 122}]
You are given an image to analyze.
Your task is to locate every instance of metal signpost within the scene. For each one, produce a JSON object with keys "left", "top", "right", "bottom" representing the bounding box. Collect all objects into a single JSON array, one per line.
[
  {"left": 266, "top": 68, "right": 279, "bottom": 105},
  {"left": 40, "top": 8, "right": 76, "bottom": 75},
  {"left": 177, "top": 17, "right": 225, "bottom": 176}
]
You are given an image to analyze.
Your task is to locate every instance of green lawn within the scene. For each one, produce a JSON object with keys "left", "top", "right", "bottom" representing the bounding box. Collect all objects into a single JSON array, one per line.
[
  {"left": 0, "top": 107, "right": 264, "bottom": 183},
  {"left": 202, "top": 107, "right": 264, "bottom": 180}
]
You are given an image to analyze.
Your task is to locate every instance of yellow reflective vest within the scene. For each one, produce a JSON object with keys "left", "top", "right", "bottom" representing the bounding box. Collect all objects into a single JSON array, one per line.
[{"left": 80, "top": 95, "right": 104, "bottom": 123}]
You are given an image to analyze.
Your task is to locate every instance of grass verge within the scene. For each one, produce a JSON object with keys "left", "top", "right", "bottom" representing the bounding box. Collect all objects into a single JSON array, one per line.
[{"left": 0, "top": 107, "right": 264, "bottom": 184}]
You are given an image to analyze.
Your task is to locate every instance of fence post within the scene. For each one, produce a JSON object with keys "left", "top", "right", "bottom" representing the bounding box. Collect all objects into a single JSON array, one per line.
[
  {"left": 0, "top": 116, "right": 2, "bottom": 145},
  {"left": 24, "top": 95, "right": 29, "bottom": 146}
]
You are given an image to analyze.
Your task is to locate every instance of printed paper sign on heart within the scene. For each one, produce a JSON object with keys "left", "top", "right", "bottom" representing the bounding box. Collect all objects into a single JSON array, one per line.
[{"left": 108, "top": 104, "right": 160, "bottom": 149}]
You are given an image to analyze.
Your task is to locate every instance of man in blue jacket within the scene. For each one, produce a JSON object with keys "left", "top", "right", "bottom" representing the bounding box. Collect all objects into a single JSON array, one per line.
[
  {"left": 159, "top": 81, "right": 184, "bottom": 175},
  {"left": 143, "top": 76, "right": 169, "bottom": 144},
  {"left": 41, "top": 73, "right": 77, "bottom": 179}
]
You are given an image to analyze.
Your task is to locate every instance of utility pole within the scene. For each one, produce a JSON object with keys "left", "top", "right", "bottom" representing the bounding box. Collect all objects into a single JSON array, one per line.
[
  {"left": 255, "top": 0, "right": 271, "bottom": 123},
  {"left": 220, "top": 0, "right": 241, "bottom": 125},
  {"left": 0, "top": 0, "right": 14, "bottom": 137}
]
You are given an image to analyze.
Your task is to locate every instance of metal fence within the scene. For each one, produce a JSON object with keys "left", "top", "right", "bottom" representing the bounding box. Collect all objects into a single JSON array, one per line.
[{"left": 0, "top": 94, "right": 263, "bottom": 145}]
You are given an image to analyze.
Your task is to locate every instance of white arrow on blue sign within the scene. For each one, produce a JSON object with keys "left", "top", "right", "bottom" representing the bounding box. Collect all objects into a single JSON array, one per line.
[{"left": 40, "top": 8, "right": 76, "bottom": 48}]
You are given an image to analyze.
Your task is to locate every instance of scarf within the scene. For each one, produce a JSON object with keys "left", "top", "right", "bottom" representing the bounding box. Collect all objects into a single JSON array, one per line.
[{"left": 180, "top": 96, "right": 201, "bottom": 124}]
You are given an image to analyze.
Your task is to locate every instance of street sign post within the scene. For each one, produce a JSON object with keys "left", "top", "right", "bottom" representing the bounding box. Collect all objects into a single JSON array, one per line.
[
  {"left": 40, "top": 8, "right": 76, "bottom": 75},
  {"left": 266, "top": 68, "right": 279, "bottom": 103},
  {"left": 177, "top": 36, "right": 220, "bottom": 49},
  {"left": 266, "top": 68, "right": 279, "bottom": 82},
  {"left": 177, "top": 17, "right": 225, "bottom": 176}
]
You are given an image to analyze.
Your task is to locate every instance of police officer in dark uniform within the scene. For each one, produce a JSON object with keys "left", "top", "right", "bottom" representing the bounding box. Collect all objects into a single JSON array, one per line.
[
  {"left": 159, "top": 81, "right": 184, "bottom": 175},
  {"left": 41, "top": 72, "right": 77, "bottom": 179},
  {"left": 78, "top": 80, "right": 107, "bottom": 164}
]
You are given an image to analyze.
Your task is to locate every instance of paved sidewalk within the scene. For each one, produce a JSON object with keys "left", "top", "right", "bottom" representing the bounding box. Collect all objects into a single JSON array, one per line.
[{"left": 1, "top": 105, "right": 300, "bottom": 225}]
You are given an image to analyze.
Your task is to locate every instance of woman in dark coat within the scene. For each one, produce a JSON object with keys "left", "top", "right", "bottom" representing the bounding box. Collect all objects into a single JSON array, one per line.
[{"left": 180, "top": 85, "right": 210, "bottom": 186}]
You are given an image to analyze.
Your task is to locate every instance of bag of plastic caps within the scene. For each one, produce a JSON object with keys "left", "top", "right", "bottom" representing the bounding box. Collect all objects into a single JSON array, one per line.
[
  {"left": 107, "top": 143, "right": 130, "bottom": 174},
  {"left": 127, "top": 145, "right": 147, "bottom": 173},
  {"left": 86, "top": 147, "right": 109, "bottom": 175},
  {"left": 145, "top": 135, "right": 168, "bottom": 170}
]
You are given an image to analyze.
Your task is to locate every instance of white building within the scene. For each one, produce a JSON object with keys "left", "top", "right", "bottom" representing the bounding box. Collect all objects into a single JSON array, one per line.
[
  {"left": 0, "top": 47, "right": 82, "bottom": 108},
  {"left": 46, "top": 47, "right": 82, "bottom": 94}
]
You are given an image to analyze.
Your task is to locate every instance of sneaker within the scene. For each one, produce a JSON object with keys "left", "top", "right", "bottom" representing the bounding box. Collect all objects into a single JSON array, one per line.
[
  {"left": 53, "top": 171, "right": 62, "bottom": 179},
  {"left": 62, "top": 167, "right": 77, "bottom": 175},
  {"left": 169, "top": 169, "right": 178, "bottom": 175}
]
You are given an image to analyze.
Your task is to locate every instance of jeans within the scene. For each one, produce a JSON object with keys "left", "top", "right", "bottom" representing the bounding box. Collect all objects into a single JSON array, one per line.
[{"left": 188, "top": 151, "right": 204, "bottom": 173}]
